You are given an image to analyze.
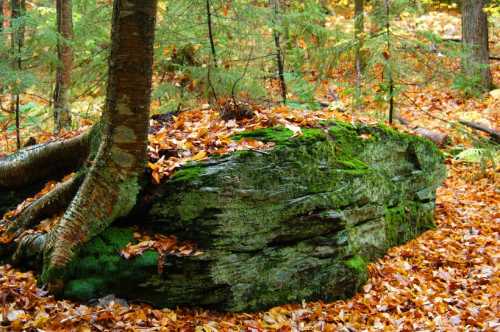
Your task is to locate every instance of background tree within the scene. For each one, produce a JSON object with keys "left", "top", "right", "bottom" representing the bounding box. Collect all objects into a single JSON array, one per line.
[
  {"left": 461, "top": 0, "right": 492, "bottom": 91},
  {"left": 10, "top": 0, "right": 25, "bottom": 149},
  {"left": 270, "top": 0, "right": 287, "bottom": 104},
  {"left": 53, "top": 0, "right": 74, "bottom": 133},
  {"left": 354, "top": 0, "right": 364, "bottom": 109},
  {"left": 0, "top": 0, "right": 4, "bottom": 35}
]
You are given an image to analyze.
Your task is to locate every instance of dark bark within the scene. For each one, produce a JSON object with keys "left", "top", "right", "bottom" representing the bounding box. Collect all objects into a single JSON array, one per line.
[
  {"left": 0, "top": 130, "right": 90, "bottom": 189},
  {"left": 41, "top": 0, "right": 157, "bottom": 288},
  {"left": 53, "top": 0, "right": 73, "bottom": 133},
  {"left": 396, "top": 116, "right": 449, "bottom": 146},
  {"left": 271, "top": 0, "right": 287, "bottom": 104},
  {"left": 0, "top": 0, "right": 4, "bottom": 35},
  {"left": 461, "top": 0, "right": 492, "bottom": 91},
  {"left": 384, "top": 0, "right": 394, "bottom": 124},
  {"left": 354, "top": 0, "right": 364, "bottom": 109},
  {"left": 206, "top": 0, "right": 217, "bottom": 68},
  {"left": 10, "top": 0, "right": 25, "bottom": 150}
]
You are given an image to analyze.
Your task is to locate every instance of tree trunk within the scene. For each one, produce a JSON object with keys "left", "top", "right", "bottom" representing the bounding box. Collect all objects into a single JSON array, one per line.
[
  {"left": 461, "top": 0, "right": 492, "bottom": 91},
  {"left": 53, "top": 0, "right": 73, "bottom": 133},
  {"left": 40, "top": 0, "right": 157, "bottom": 288},
  {"left": 0, "top": 0, "right": 4, "bottom": 35},
  {"left": 354, "top": 0, "right": 364, "bottom": 110},
  {"left": 206, "top": 0, "right": 217, "bottom": 68},
  {"left": 384, "top": 0, "right": 394, "bottom": 124},
  {"left": 10, "top": 0, "right": 25, "bottom": 150},
  {"left": 270, "top": 0, "right": 287, "bottom": 104}
]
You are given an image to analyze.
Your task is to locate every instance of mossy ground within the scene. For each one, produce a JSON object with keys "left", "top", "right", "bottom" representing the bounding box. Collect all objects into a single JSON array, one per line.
[{"left": 62, "top": 227, "right": 159, "bottom": 300}]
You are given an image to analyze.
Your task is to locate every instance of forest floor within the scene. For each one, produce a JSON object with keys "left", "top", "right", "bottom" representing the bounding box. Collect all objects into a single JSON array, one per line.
[{"left": 0, "top": 10, "right": 499, "bottom": 332}]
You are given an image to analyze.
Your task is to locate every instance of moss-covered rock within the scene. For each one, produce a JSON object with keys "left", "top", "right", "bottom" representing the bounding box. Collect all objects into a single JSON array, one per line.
[{"left": 57, "top": 122, "right": 445, "bottom": 311}]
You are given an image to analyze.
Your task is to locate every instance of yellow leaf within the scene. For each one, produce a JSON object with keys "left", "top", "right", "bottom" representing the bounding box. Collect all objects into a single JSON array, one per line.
[
  {"left": 152, "top": 171, "right": 161, "bottom": 184},
  {"left": 191, "top": 150, "right": 207, "bottom": 161}
]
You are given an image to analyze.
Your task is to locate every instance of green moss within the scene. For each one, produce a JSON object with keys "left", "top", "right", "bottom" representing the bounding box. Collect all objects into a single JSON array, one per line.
[
  {"left": 64, "top": 277, "right": 105, "bottom": 300},
  {"left": 345, "top": 255, "right": 366, "bottom": 273},
  {"left": 98, "top": 254, "right": 121, "bottom": 272},
  {"left": 132, "top": 250, "right": 158, "bottom": 268},
  {"left": 299, "top": 128, "right": 326, "bottom": 142},
  {"left": 101, "top": 227, "right": 134, "bottom": 249},
  {"left": 232, "top": 127, "right": 325, "bottom": 147},
  {"left": 385, "top": 205, "right": 406, "bottom": 246},
  {"left": 337, "top": 158, "right": 368, "bottom": 170},
  {"left": 344, "top": 255, "right": 368, "bottom": 293},
  {"left": 232, "top": 127, "right": 293, "bottom": 144},
  {"left": 59, "top": 227, "right": 163, "bottom": 301},
  {"left": 79, "top": 256, "right": 99, "bottom": 272},
  {"left": 233, "top": 150, "right": 256, "bottom": 159},
  {"left": 384, "top": 202, "right": 436, "bottom": 247},
  {"left": 171, "top": 165, "right": 204, "bottom": 182}
]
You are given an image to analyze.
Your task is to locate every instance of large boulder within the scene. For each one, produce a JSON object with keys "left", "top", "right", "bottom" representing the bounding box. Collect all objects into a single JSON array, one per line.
[{"left": 49, "top": 122, "right": 446, "bottom": 311}]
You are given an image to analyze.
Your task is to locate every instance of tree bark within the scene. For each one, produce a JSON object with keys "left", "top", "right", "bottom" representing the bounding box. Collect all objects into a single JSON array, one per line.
[
  {"left": 354, "top": 0, "right": 364, "bottom": 110},
  {"left": 270, "top": 0, "right": 287, "bottom": 104},
  {"left": 5, "top": 175, "right": 82, "bottom": 239},
  {"left": 0, "top": 0, "right": 4, "bottom": 35},
  {"left": 461, "top": 0, "right": 492, "bottom": 91},
  {"left": 10, "top": 0, "right": 25, "bottom": 150},
  {"left": 53, "top": 0, "right": 73, "bottom": 133},
  {"left": 0, "top": 130, "right": 90, "bottom": 189},
  {"left": 206, "top": 0, "right": 217, "bottom": 68},
  {"left": 384, "top": 0, "right": 394, "bottom": 124},
  {"left": 40, "top": 0, "right": 157, "bottom": 288}
]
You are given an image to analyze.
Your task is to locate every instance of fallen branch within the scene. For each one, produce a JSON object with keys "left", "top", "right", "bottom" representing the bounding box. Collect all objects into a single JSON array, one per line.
[
  {"left": 0, "top": 131, "right": 91, "bottom": 189},
  {"left": 459, "top": 120, "right": 500, "bottom": 143},
  {"left": 396, "top": 115, "right": 449, "bottom": 146}
]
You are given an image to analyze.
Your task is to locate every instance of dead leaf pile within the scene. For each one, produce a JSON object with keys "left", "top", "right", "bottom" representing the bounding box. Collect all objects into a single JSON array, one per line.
[{"left": 146, "top": 105, "right": 346, "bottom": 183}]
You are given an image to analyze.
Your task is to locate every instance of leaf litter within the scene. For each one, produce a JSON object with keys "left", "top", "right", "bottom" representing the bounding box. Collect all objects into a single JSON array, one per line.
[
  {"left": 0, "top": 9, "right": 499, "bottom": 331},
  {"left": 0, "top": 103, "right": 498, "bottom": 330}
]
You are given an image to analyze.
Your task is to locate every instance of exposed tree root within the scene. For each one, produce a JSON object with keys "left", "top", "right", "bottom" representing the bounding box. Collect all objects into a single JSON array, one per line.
[
  {"left": 37, "top": 0, "right": 157, "bottom": 288},
  {"left": 5, "top": 175, "right": 83, "bottom": 239},
  {"left": 0, "top": 130, "right": 91, "bottom": 189},
  {"left": 13, "top": 233, "right": 46, "bottom": 266},
  {"left": 1, "top": 0, "right": 157, "bottom": 294}
]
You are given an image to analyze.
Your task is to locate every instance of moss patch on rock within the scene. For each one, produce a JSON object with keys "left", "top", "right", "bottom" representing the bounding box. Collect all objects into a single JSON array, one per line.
[{"left": 56, "top": 122, "right": 445, "bottom": 311}]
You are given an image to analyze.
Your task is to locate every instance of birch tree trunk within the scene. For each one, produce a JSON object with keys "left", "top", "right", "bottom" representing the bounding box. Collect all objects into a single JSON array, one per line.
[{"left": 40, "top": 0, "right": 157, "bottom": 289}]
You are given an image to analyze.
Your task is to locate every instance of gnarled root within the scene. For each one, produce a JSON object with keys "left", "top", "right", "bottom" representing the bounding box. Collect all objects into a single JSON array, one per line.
[
  {"left": 13, "top": 233, "right": 46, "bottom": 267},
  {"left": 40, "top": 156, "right": 143, "bottom": 288},
  {"left": 6, "top": 175, "right": 83, "bottom": 239},
  {"left": 0, "top": 130, "right": 91, "bottom": 190}
]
